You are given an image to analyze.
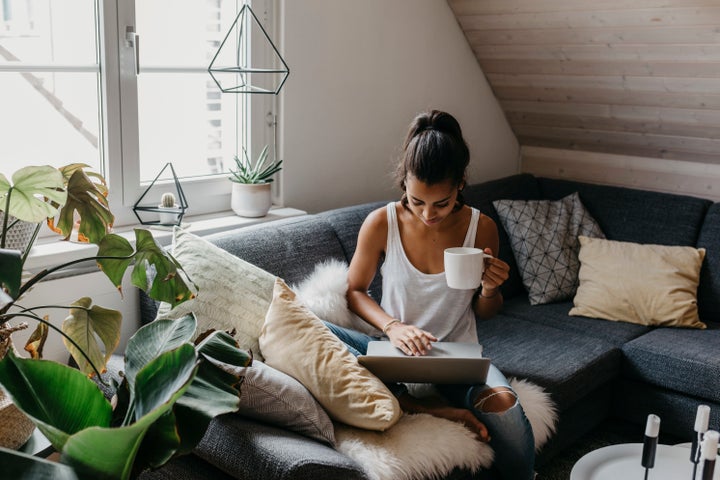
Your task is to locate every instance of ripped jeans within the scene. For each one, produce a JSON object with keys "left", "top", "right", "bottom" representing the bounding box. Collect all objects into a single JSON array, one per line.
[{"left": 324, "top": 322, "right": 536, "bottom": 480}]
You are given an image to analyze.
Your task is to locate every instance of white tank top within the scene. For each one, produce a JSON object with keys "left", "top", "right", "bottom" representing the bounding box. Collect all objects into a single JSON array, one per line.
[{"left": 380, "top": 202, "right": 480, "bottom": 343}]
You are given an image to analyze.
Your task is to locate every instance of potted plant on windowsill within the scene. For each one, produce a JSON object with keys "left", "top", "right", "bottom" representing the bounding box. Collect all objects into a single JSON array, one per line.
[
  {"left": 229, "top": 145, "right": 283, "bottom": 218},
  {"left": 0, "top": 164, "right": 251, "bottom": 479},
  {"left": 157, "top": 192, "right": 181, "bottom": 226}
]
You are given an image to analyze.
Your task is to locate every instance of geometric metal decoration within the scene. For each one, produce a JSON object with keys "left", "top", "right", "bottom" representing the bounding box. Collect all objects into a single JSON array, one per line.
[
  {"left": 208, "top": 4, "right": 289, "bottom": 94},
  {"left": 132, "top": 163, "right": 188, "bottom": 226}
]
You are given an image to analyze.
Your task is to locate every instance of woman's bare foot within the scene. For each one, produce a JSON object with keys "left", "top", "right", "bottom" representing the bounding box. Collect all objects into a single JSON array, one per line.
[{"left": 398, "top": 392, "right": 490, "bottom": 442}]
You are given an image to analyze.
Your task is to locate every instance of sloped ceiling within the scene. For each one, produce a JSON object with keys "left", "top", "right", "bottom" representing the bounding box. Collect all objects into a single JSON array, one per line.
[{"left": 447, "top": 0, "right": 720, "bottom": 167}]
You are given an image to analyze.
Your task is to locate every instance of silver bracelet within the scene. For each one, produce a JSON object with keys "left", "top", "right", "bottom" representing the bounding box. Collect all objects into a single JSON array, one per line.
[{"left": 382, "top": 319, "right": 401, "bottom": 334}]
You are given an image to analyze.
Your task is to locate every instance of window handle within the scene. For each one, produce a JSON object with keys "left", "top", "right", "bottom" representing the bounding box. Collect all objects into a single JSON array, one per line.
[{"left": 125, "top": 26, "right": 140, "bottom": 74}]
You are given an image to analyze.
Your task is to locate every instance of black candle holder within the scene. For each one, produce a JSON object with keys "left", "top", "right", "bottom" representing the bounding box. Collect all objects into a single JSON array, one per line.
[{"left": 132, "top": 163, "right": 188, "bottom": 227}]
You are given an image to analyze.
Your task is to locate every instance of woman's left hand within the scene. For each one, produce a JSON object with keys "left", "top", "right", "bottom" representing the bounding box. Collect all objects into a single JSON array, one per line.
[{"left": 481, "top": 247, "right": 510, "bottom": 293}]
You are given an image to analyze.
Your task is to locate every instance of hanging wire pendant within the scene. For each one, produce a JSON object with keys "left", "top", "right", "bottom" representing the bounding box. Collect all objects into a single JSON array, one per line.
[{"left": 208, "top": 4, "right": 289, "bottom": 94}]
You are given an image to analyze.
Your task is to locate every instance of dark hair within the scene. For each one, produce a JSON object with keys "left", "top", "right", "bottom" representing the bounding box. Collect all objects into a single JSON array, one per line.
[{"left": 396, "top": 110, "right": 469, "bottom": 206}]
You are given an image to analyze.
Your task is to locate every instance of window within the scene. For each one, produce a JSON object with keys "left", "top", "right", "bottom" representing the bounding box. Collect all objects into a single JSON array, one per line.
[
  {"left": 0, "top": 0, "right": 279, "bottom": 228},
  {"left": 0, "top": 0, "right": 101, "bottom": 174}
]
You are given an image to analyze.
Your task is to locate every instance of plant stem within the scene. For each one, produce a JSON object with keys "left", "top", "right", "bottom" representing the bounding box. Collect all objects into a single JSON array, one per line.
[
  {"left": 17, "top": 253, "right": 135, "bottom": 299},
  {"left": 19, "top": 304, "right": 92, "bottom": 314},
  {"left": 1, "top": 187, "right": 12, "bottom": 249},
  {"left": 20, "top": 222, "right": 43, "bottom": 269}
]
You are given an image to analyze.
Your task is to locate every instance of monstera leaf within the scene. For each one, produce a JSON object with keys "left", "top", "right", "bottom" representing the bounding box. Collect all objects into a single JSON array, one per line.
[
  {"left": 62, "top": 298, "right": 122, "bottom": 376},
  {"left": 47, "top": 165, "right": 114, "bottom": 244},
  {"left": 96, "top": 230, "right": 195, "bottom": 307},
  {"left": 0, "top": 165, "right": 66, "bottom": 223}
]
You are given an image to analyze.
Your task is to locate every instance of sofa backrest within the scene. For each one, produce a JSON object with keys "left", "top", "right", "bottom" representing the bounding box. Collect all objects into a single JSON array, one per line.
[
  {"left": 206, "top": 215, "right": 348, "bottom": 286},
  {"left": 139, "top": 173, "right": 719, "bottom": 325},
  {"left": 537, "top": 178, "right": 712, "bottom": 247},
  {"left": 317, "top": 201, "right": 387, "bottom": 301},
  {"left": 463, "top": 174, "right": 542, "bottom": 299},
  {"left": 697, "top": 203, "right": 720, "bottom": 323}
]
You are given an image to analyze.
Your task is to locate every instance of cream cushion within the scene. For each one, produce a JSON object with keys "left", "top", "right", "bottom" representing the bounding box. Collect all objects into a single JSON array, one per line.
[
  {"left": 259, "top": 278, "right": 401, "bottom": 431},
  {"left": 156, "top": 228, "right": 276, "bottom": 359},
  {"left": 570, "top": 236, "right": 706, "bottom": 329}
]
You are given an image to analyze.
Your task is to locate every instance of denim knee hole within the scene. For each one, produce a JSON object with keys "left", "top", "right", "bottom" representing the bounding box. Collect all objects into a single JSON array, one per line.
[{"left": 473, "top": 387, "right": 518, "bottom": 413}]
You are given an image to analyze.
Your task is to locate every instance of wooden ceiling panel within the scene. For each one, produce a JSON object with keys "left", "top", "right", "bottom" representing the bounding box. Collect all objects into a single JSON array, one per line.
[{"left": 447, "top": 0, "right": 720, "bottom": 166}]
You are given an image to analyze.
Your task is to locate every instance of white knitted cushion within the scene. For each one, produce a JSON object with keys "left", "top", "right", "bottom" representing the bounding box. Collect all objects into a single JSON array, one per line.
[{"left": 156, "top": 228, "right": 276, "bottom": 360}]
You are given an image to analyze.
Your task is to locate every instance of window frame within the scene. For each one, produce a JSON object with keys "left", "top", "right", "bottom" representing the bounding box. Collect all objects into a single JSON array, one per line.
[
  {"left": 106, "top": 0, "right": 282, "bottom": 227},
  {"left": 1, "top": 0, "right": 282, "bottom": 230}
]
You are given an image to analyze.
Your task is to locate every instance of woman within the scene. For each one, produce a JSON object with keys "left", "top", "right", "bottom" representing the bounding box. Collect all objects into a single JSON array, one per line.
[{"left": 326, "top": 110, "right": 536, "bottom": 479}]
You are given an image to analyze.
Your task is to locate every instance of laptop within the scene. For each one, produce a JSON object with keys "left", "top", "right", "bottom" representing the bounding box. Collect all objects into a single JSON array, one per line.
[{"left": 358, "top": 341, "right": 490, "bottom": 384}]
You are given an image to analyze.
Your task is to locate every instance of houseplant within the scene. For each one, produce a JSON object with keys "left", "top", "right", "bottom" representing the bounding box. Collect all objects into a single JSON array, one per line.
[
  {"left": 229, "top": 145, "right": 283, "bottom": 217},
  {"left": 0, "top": 164, "right": 251, "bottom": 479},
  {"left": 157, "top": 192, "right": 180, "bottom": 226}
]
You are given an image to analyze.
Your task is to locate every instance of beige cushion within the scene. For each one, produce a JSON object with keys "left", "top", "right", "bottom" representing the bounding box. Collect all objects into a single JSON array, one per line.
[
  {"left": 156, "top": 228, "right": 276, "bottom": 359},
  {"left": 569, "top": 236, "right": 706, "bottom": 328},
  {"left": 259, "top": 278, "right": 401, "bottom": 431}
]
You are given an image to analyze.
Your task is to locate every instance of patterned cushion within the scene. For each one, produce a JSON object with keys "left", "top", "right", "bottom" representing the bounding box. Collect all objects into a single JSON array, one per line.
[
  {"left": 493, "top": 193, "right": 605, "bottom": 305},
  {"left": 237, "top": 360, "right": 335, "bottom": 446}
]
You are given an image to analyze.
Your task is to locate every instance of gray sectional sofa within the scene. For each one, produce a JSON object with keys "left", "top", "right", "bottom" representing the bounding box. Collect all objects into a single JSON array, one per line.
[{"left": 138, "top": 173, "right": 720, "bottom": 479}]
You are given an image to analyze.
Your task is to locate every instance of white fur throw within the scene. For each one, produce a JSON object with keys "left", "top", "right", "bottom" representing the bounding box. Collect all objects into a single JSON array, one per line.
[
  {"left": 292, "top": 259, "right": 380, "bottom": 335},
  {"left": 335, "top": 413, "right": 493, "bottom": 480},
  {"left": 335, "top": 378, "right": 557, "bottom": 480}
]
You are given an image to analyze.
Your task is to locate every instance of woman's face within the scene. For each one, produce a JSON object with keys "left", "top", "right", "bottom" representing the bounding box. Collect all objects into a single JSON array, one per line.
[{"left": 404, "top": 175, "right": 461, "bottom": 227}]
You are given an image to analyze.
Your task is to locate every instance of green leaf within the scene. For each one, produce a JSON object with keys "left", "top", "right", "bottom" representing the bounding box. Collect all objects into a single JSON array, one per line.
[
  {"left": 170, "top": 331, "right": 250, "bottom": 454},
  {"left": 129, "top": 229, "right": 195, "bottom": 307},
  {"left": 196, "top": 329, "right": 252, "bottom": 369},
  {"left": 0, "top": 448, "right": 80, "bottom": 480},
  {"left": 229, "top": 144, "right": 282, "bottom": 184},
  {"left": 95, "top": 233, "right": 134, "bottom": 295},
  {"left": 124, "top": 315, "right": 196, "bottom": 397},
  {"left": 62, "top": 297, "right": 122, "bottom": 376},
  {"left": 0, "top": 166, "right": 66, "bottom": 223},
  {"left": 0, "top": 247, "right": 22, "bottom": 300},
  {"left": 133, "top": 411, "right": 181, "bottom": 469},
  {"left": 59, "top": 164, "right": 108, "bottom": 198},
  {"left": 61, "top": 345, "right": 197, "bottom": 480},
  {"left": 0, "top": 351, "right": 112, "bottom": 453},
  {"left": 173, "top": 360, "right": 241, "bottom": 454},
  {"left": 48, "top": 168, "right": 114, "bottom": 244},
  {"left": 133, "top": 343, "right": 198, "bottom": 421}
]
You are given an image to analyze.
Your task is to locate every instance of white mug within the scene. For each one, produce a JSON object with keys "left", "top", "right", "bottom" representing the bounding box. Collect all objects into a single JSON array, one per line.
[{"left": 444, "top": 247, "right": 492, "bottom": 290}]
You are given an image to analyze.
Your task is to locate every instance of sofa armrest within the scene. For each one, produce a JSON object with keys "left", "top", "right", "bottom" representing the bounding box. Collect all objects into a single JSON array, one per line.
[{"left": 195, "top": 415, "right": 368, "bottom": 480}]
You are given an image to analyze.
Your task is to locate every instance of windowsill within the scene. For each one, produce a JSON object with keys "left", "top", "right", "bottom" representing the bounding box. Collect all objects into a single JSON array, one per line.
[{"left": 24, "top": 206, "right": 307, "bottom": 274}]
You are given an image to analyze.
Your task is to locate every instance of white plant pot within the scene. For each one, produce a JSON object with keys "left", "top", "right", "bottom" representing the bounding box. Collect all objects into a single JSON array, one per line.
[
  {"left": 231, "top": 182, "right": 272, "bottom": 218},
  {"left": 157, "top": 206, "right": 180, "bottom": 225}
]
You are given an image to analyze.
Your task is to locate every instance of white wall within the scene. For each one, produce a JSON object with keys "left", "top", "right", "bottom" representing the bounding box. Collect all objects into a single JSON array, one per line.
[{"left": 279, "top": 0, "right": 519, "bottom": 213}]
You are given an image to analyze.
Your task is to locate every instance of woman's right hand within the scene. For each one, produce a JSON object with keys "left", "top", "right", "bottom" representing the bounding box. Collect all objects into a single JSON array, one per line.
[{"left": 385, "top": 322, "right": 438, "bottom": 356}]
